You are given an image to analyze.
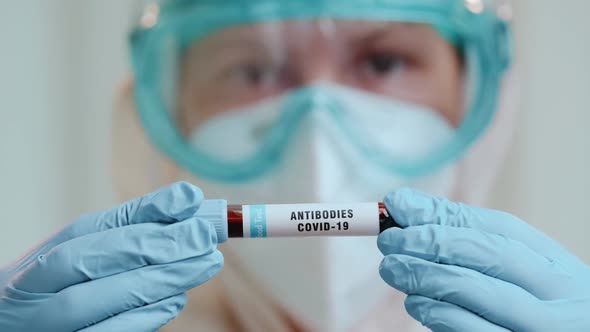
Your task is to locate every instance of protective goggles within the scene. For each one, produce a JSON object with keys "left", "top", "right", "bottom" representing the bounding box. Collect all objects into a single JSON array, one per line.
[{"left": 130, "top": 0, "right": 512, "bottom": 182}]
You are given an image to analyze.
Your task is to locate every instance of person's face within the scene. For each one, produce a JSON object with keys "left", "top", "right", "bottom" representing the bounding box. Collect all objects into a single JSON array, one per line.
[{"left": 177, "top": 20, "right": 464, "bottom": 136}]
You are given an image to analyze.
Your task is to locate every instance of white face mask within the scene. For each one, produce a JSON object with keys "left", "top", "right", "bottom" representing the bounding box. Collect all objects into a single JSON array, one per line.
[{"left": 185, "top": 83, "right": 457, "bottom": 331}]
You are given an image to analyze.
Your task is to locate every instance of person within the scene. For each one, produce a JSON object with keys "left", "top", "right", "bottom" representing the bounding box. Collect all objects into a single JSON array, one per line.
[{"left": 1, "top": 0, "right": 589, "bottom": 331}]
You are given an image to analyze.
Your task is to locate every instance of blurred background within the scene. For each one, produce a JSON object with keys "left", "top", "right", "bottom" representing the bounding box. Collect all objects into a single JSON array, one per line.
[{"left": 1, "top": 1, "right": 588, "bottom": 265}]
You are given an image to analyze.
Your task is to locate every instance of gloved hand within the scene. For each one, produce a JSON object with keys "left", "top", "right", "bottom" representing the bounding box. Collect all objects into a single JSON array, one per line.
[
  {"left": 0, "top": 182, "right": 224, "bottom": 332},
  {"left": 378, "top": 189, "right": 590, "bottom": 332}
]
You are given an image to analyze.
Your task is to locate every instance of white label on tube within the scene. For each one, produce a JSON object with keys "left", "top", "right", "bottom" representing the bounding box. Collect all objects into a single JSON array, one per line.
[{"left": 242, "top": 203, "right": 379, "bottom": 238}]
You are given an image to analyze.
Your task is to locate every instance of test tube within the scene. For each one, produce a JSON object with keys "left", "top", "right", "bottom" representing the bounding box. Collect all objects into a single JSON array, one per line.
[{"left": 225, "top": 202, "right": 399, "bottom": 238}]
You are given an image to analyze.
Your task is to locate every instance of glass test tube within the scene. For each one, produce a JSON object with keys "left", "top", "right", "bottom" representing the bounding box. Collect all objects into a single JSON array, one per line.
[{"left": 226, "top": 202, "right": 399, "bottom": 238}]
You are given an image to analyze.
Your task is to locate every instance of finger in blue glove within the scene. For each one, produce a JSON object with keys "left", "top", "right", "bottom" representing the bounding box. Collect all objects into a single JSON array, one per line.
[{"left": 378, "top": 188, "right": 590, "bottom": 332}]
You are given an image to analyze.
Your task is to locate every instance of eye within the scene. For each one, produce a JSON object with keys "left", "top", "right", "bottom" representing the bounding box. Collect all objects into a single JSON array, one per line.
[
  {"left": 363, "top": 53, "right": 405, "bottom": 77},
  {"left": 231, "top": 62, "right": 278, "bottom": 88}
]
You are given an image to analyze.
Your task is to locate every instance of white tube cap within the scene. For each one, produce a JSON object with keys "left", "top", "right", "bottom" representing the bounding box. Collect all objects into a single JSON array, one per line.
[{"left": 195, "top": 199, "right": 228, "bottom": 243}]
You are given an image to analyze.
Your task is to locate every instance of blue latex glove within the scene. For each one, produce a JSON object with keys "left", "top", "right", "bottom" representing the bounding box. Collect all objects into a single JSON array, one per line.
[
  {"left": 378, "top": 189, "right": 590, "bottom": 332},
  {"left": 0, "top": 182, "right": 223, "bottom": 332}
]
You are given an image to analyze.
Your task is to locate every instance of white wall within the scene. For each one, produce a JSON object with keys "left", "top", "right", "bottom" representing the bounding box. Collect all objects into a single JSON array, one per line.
[
  {"left": 489, "top": 0, "right": 590, "bottom": 263},
  {"left": 0, "top": 1, "right": 139, "bottom": 264},
  {"left": 1, "top": 1, "right": 589, "bottom": 265}
]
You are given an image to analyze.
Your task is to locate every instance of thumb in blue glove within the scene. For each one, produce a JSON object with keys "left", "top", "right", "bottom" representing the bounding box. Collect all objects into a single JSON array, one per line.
[
  {"left": 378, "top": 188, "right": 590, "bottom": 332},
  {"left": 0, "top": 182, "right": 224, "bottom": 332}
]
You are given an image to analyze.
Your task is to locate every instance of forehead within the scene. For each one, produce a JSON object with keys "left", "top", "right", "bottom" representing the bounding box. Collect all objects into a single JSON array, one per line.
[{"left": 192, "top": 20, "right": 446, "bottom": 50}]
